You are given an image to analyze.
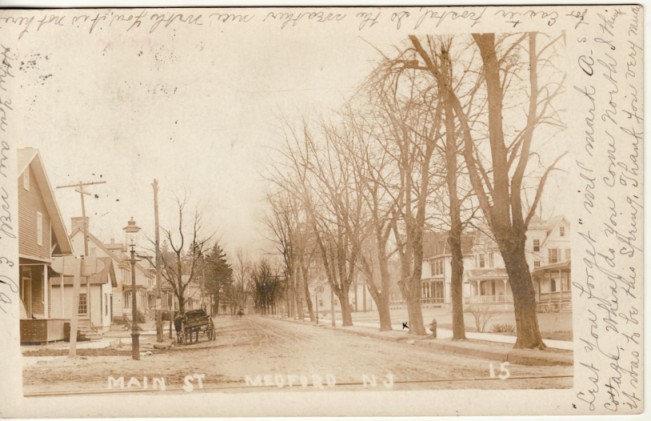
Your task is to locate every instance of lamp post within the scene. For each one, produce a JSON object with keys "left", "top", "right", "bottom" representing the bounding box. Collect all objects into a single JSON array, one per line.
[{"left": 123, "top": 217, "right": 141, "bottom": 360}]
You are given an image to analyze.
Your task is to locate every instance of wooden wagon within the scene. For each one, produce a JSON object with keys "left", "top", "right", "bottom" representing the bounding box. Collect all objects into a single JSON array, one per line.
[{"left": 177, "top": 309, "right": 215, "bottom": 344}]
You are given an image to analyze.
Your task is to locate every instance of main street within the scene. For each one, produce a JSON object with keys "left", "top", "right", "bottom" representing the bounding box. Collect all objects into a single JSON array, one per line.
[{"left": 23, "top": 316, "right": 572, "bottom": 395}]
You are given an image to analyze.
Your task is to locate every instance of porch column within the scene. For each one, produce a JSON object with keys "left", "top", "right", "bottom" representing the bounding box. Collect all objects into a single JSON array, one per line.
[
  {"left": 558, "top": 269, "right": 563, "bottom": 311},
  {"left": 536, "top": 277, "right": 541, "bottom": 303},
  {"left": 60, "top": 274, "right": 64, "bottom": 318},
  {"left": 44, "top": 264, "right": 49, "bottom": 318}
]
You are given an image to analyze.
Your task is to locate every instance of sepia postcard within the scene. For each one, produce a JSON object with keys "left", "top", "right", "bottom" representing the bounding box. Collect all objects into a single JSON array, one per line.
[{"left": 0, "top": 2, "right": 644, "bottom": 417}]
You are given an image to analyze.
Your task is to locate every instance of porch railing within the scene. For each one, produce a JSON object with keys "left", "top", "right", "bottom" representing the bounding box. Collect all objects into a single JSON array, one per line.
[{"left": 466, "top": 294, "right": 510, "bottom": 304}]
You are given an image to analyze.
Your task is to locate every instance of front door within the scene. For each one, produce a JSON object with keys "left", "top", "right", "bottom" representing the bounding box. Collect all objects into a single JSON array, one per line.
[{"left": 21, "top": 268, "right": 33, "bottom": 318}]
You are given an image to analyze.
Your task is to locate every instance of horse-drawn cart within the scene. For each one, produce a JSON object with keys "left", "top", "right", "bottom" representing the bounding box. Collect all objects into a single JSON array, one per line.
[{"left": 175, "top": 309, "right": 215, "bottom": 344}]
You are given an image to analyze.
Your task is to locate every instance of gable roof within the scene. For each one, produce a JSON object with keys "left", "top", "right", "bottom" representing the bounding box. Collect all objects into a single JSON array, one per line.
[
  {"left": 58, "top": 257, "right": 117, "bottom": 287},
  {"left": 540, "top": 215, "right": 569, "bottom": 249},
  {"left": 17, "top": 148, "right": 73, "bottom": 256},
  {"left": 423, "top": 231, "right": 476, "bottom": 259},
  {"left": 69, "top": 227, "right": 154, "bottom": 277}
]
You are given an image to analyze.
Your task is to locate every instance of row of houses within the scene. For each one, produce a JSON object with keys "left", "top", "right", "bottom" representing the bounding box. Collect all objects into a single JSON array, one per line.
[
  {"left": 313, "top": 215, "right": 571, "bottom": 316},
  {"left": 17, "top": 148, "right": 205, "bottom": 344},
  {"left": 417, "top": 215, "right": 572, "bottom": 312}
]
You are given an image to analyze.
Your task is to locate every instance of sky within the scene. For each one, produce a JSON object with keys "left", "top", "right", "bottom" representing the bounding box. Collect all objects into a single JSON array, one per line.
[{"left": 12, "top": 9, "right": 571, "bottom": 261}]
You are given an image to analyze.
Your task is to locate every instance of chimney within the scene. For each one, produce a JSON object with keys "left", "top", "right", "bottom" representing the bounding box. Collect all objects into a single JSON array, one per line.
[
  {"left": 71, "top": 216, "right": 89, "bottom": 234},
  {"left": 105, "top": 237, "right": 126, "bottom": 253}
]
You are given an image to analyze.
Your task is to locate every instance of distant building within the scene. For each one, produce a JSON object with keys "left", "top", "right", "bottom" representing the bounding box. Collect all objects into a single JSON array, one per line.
[{"left": 98, "top": 233, "right": 156, "bottom": 322}]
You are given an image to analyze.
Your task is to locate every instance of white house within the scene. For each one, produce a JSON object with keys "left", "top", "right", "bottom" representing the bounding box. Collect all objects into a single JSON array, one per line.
[
  {"left": 100, "top": 235, "right": 156, "bottom": 321},
  {"left": 50, "top": 255, "right": 117, "bottom": 332},
  {"left": 420, "top": 231, "right": 476, "bottom": 308},
  {"left": 465, "top": 216, "right": 572, "bottom": 312}
]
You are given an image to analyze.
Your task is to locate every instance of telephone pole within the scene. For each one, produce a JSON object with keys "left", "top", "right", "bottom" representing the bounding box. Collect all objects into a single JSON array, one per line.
[
  {"left": 152, "top": 179, "right": 163, "bottom": 342},
  {"left": 56, "top": 180, "right": 106, "bottom": 357}
]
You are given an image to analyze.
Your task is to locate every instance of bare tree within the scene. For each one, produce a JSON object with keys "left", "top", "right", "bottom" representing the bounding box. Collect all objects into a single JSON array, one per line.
[
  {"left": 276, "top": 120, "right": 366, "bottom": 327},
  {"left": 159, "top": 197, "right": 214, "bottom": 315},
  {"left": 362, "top": 65, "right": 445, "bottom": 335},
  {"left": 339, "top": 107, "right": 396, "bottom": 331},
  {"left": 232, "top": 248, "right": 251, "bottom": 312},
  {"left": 264, "top": 189, "right": 316, "bottom": 321},
  {"left": 250, "top": 259, "right": 284, "bottom": 315},
  {"left": 407, "top": 32, "right": 566, "bottom": 349}
]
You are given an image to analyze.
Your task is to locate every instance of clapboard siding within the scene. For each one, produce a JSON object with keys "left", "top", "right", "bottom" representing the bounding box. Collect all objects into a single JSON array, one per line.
[{"left": 18, "top": 165, "right": 52, "bottom": 260}]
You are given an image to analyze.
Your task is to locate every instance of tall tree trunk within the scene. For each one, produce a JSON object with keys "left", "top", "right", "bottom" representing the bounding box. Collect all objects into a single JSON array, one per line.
[
  {"left": 408, "top": 224, "right": 427, "bottom": 335},
  {"left": 448, "top": 227, "right": 466, "bottom": 340},
  {"left": 441, "top": 50, "right": 467, "bottom": 340},
  {"left": 178, "top": 294, "right": 185, "bottom": 316},
  {"left": 295, "top": 275, "right": 305, "bottom": 321},
  {"left": 474, "top": 33, "right": 546, "bottom": 349},
  {"left": 335, "top": 287, "right": 353, "bottom": 326},
  {"left": 364, "top": 271, "right": 392, "bottom": 332},
  {"left": 377, "top": 293, "right": 392, "bottom": 331},
  {"left": 406, "top": 287, "right": 425, "bottom": 334},
  {"left": 377, "top": 255, "right": 393, "bottom": 331},
  {"left": 301, "top": 265, "right": 315, "bottom": 322},
  {"left": 500, "top": 234, "right": 545, "bottom": 349}
]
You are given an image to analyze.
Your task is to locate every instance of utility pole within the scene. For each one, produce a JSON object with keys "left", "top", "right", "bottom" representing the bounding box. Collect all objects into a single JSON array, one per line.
[
  {"left": 56, "top": 180, "right": 106, "bottom": 357},
  {"left": 152, "top": 179, "right": 163, "bottom": 342}
]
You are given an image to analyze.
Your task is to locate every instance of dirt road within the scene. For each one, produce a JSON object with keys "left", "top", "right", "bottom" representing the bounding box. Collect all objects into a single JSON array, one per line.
[{"left": 23, "top": 316, "right": 572, "bottom": 395}]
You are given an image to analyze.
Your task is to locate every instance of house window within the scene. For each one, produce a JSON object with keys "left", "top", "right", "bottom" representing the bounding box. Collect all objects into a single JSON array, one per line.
[
  {"left": 78, "top": 293, "right": 88, "bottom": 314},
  {"left": 488, "top": 252, "right": 494, "bottom": 268},
  {"left": 36, "top": 212, "right": 43, "bottom": 246},
  {"left": 432, "top": 259, "right": 443, "bottom": 276},
  {"left": 23, "top": 169, "right": 30, "bottom": 191},
  {"left": 534, "top": 260, "right": 541, "bottom": 268},
  {"left": 549, "top": 249, "right": 559, "bottom": 264},
  {"left": 550, "top": 279, "right": 557, "bottom": 292},
  {"left": 560, "top": 226, "right": 565, "bottom": 237},
  {"left": 104, "top": 293, "right": 109, "bottom": 316},
  {"left": 533, "top": 239, "right": 540, "bottom": 252},
  {"left": 564, "top": 249, "right": 571, "bottom": 260},
  {"left": 479, "top": 254, "right": 485, "bottom": 268}
]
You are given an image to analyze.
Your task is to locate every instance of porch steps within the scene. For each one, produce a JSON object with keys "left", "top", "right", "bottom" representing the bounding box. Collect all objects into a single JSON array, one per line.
[{"left": 76, "top": 320, "right": 103, "bottom": 341}]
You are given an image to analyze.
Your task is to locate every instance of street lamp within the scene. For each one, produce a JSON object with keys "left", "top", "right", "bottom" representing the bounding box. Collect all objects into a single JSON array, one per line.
[{"left": 123, "top": 217, "right": 141, "bottom": 360}]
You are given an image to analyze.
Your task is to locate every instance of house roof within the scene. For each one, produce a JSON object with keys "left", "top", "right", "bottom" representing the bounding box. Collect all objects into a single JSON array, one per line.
[
  {"left": 70, "top": 227, "right": 153, "bottom": 277},
  {"left": 540, "top": 215, "right": 569, "bottom": 249},
  {"left": 17, "top": 148, "right": 73, "bottom": 256},
  {"left": 423, "top": 231, "right": 475, "bottom": 259},
  {"left": 466, "top": 268, "right": 508, "bottom": 281},
  {"left": 529, "top": 214, "right": 567, "bottom": 232},
  {"left": 57, "top": 257, "right": 117, "bottom": 287},
  {"left": 532, "top": 259, "right": 570, "bottom": 274}
]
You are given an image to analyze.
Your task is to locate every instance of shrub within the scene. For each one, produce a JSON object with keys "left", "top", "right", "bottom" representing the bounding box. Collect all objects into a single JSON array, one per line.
[
  {"left": 469, "top": 305, "right": 495, "bottom": 333},
  {"left": 491, "top": 323, "right": 515, "bottom": 334}
]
